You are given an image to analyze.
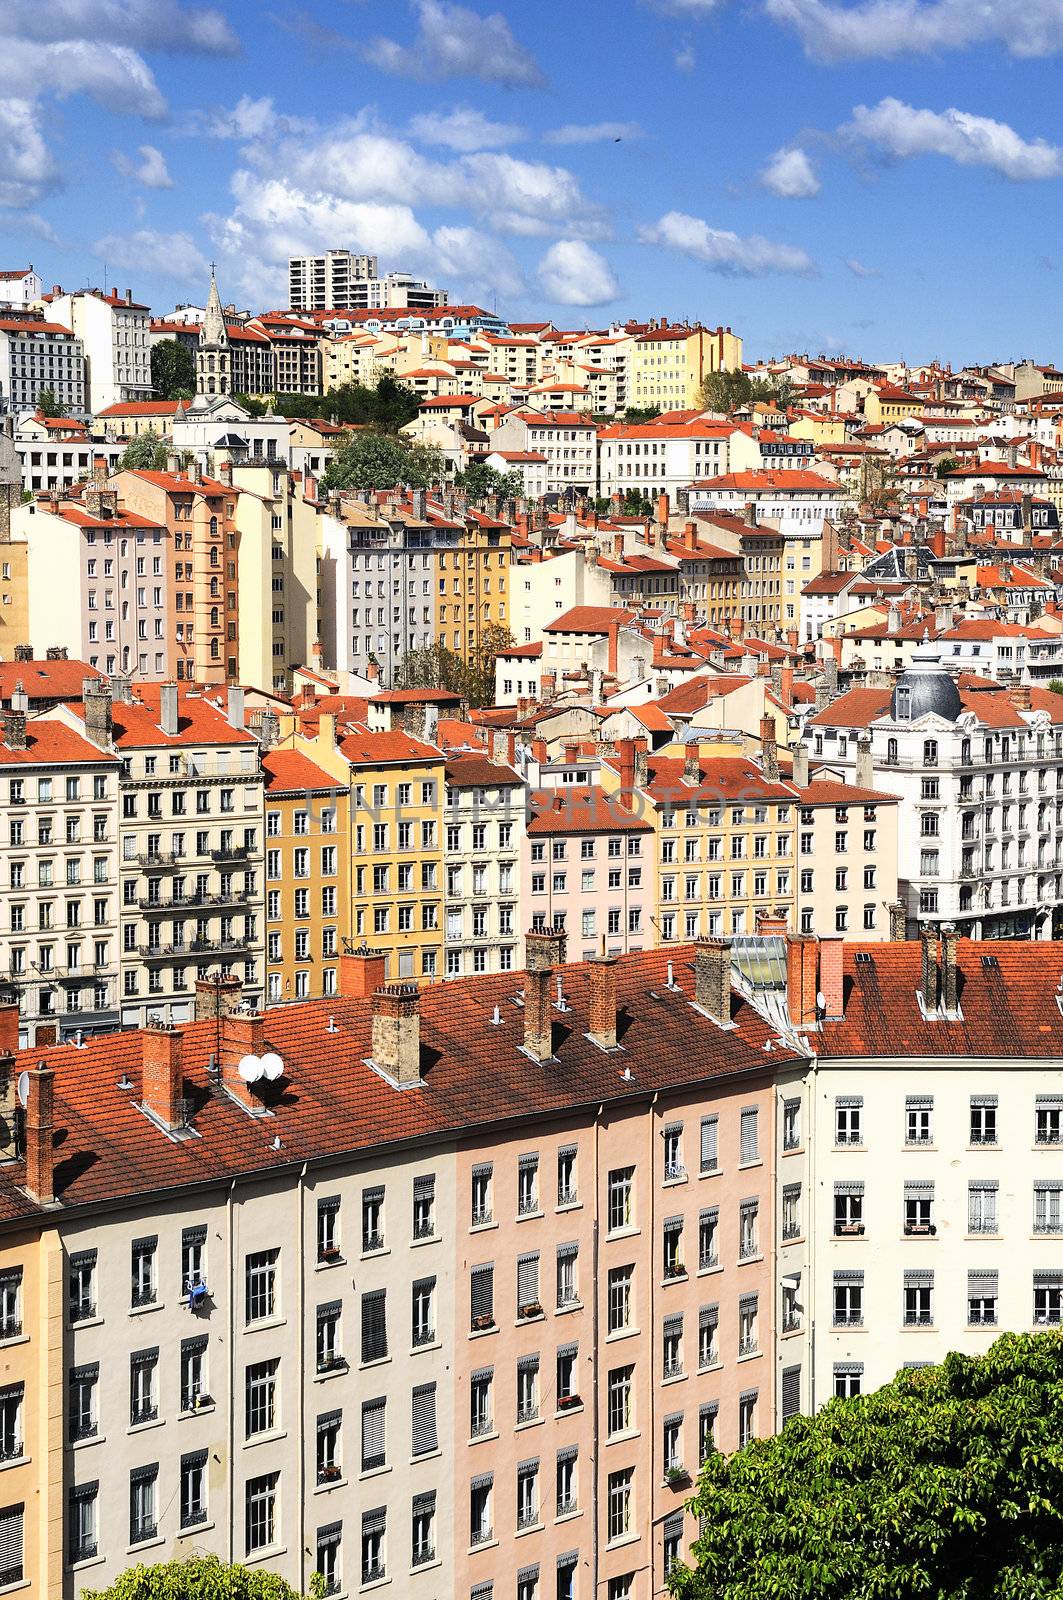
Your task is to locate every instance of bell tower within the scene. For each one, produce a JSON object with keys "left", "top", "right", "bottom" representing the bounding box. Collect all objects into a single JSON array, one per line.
[{"left": 196, "top": 265, "right": 231, "bottom": 398}]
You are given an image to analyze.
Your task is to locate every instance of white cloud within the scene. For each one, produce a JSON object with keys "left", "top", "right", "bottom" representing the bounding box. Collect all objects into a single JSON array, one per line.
[
  {"left": 365, "top": 0, "right": 544, "bottom": 85},
  {"left": 0, "top": 38, "right": 167, "bottom": 117},
  {"left": 640, "top": 209, "right": 814, "bottom": 275},
  {"left": 543, "top": 121, "right": 643, "bottom": 145},
  {"left": 2, "top": 0, "right": 238, "bottom": 54},
  {"left": 92, "top": 228, "right": 209, "bottom": 282},
  {"left": 113, "top": 143, "right": 174, "bottom": 188},
  {"left": 765, "top": 0, "right": 1063, "bottom": 60},
  {"left": 843, "top": 97, "right": 1063, "bottom": 180},
  {"left": 845, "top": 256, "right": 880, "bottom": 277},
  {"left": 185, "top": 95, "right": 312, "bottom": 141},
  {"left": 538, "top": 240, "right": 619, "bottom": 306},
  {"left": 674, "top": 42, "right": 696, "bottom": 69},
  {"left": 407, "top": 106, "right": 523, "bottom": 151},
  {"left": 432, "top": 226, "right": 525, "bottom": 298},
  {"left": 760, "top": 145, "right": 820, "bottom": 197},
  {"left": 0, "top": 98, "right": 54, "bottom": 208}
]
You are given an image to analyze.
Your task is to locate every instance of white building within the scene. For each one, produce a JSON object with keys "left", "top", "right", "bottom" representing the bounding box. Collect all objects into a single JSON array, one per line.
[
  {"left": 48, "top": 289, "right": 152, "bottom": 413},
  {"left": 0, "top": 269, "right": 42, "bottom": 310},
  {"left": 288, "top": 252, "right": 446, "bottom": 312},
  {"left": 0, "top": 317, "right": 86, "bottom": 415},
  {"left": 442, "top": 752, "right": 525, "bottom": 977},
  {"left": 488, "top": 409, "right": 597, "bottom": 499},
  {"left": 689, "top": 469, "right": 853, "bottom": 531},
  {"left": 598, "top": 420, "right": 758, "bottom": 501}
]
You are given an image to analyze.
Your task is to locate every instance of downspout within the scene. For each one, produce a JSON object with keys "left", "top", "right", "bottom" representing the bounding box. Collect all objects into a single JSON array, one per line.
[
  {"left": 297, "top": 1160, "right": 308, "bottom": 1591},
  {"left": 226, "top": 1176, "right": 237, "bottom": 1564},
  {"left": 591, "top": 1104, "right": 603, "bottom": 1600}
]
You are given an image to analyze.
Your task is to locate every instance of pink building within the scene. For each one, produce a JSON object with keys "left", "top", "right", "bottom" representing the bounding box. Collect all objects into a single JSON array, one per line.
[{"left": 523, "top": 786, "right": 653, "bottom": 961}]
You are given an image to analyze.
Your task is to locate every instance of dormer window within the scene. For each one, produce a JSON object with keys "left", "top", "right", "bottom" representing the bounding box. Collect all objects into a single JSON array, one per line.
[{"left": 896, "top": 687, "right": 911, "bottom": 719}]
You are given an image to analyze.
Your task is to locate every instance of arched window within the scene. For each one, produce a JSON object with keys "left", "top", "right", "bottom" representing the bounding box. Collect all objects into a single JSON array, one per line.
[
  {"left": 210, "top": 607, "right": 219, "bottom": 628},
  {"left": 210, "top": 638, "right": 220, "bottom": 660},
  {"left": 209, "top": 517, "right": 217, "bottom": 537},
  {"left": 886, "top": 737, "right": 898, "bottom": 764}
]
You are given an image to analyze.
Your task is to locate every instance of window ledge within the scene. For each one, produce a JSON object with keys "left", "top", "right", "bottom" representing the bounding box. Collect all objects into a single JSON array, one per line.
[
  {"left": 515, "top": 1312, "right": 546, "bottom": 1327},
  {"left": 605, "top": 1226, "right": 640, "bottom": 1243},
  {"left": 737, "top": 1159, "right": 763, "bottom": 1171},
  {"left": 554, "top": 1402, "right": 584, "bottom": 1419},
  {"left": 242, "top": 1428, "right": 288, "bottom": 1450},
  {"left": 964, "top": 1234, "right": 1001, "bottom": 1242},
  {"left": 468, "top": 1431, "right": 498, "bottom": 1447},
  {"left": 409, "top": 1448, "right": 442, "bottom": 1465},
  {"left": 129, "top": 1301, "right": 164, "bottom": 1318},
  {"left": 468, "top": 1327, "right": 498, "bottom": 1341},
  {"left": 179, "top": 1403, "right": 215, "bottom": 1420},
  {"left": 360, "top": 1247, "right": 391, "bottom": 1263},
  {"left": 177, "top": 1520, "right": 215, "bottom": 1538},
  {"left": 736, "top": 1350, "right": 762, "bottom": 1364},
  {"left": 555, "top": 1508, "right": 583, "bottom": 1526},
  {"left": 515, "top": 1415, "right": 545, "bottom": 1434},
  {"left": 605, "top": 1327, "right": 640, "bottom": 1343},
  {"left": 409, "top": 1558, "right": 442, "bottom": 1575},
  {"left": 662, "top": 1372, "right": 687, "bottom": 1387},
  {"left": 67, "top": 1315, "right": 104, "bottom": 1333},
  {"left": 556, "top": 1200, "right": 582, "bottom": 1214},
  {"left": 737, "top": 1254, "right": 764, "bottom": 1267},
  {"left": 245, "top": 1314, "right": 287, "bottom": 1334},
  {"left": 469, "top": 1221, "right": 498, "bottom": 1235},
  {"left": 0, "top": 1335, "right": 28, "bottom": 1351},
  {"left": 314, "top": 1365, "right": 348, "bottom": 1384},
  {"left": 314, "top": 1476, "right": 348, "bottom": 1495},
  {"left": 410, "top": 1235, "right": 440, "bottom": 1250},
  {"left": 605, "top": 1428, "right": 641, "bottom": 1447},
  {"left": 697, "top": 1263, "right": 722, "bottom": 1278},
  {"left": 467, "top": 1540, "right": 499, "bottom": 1556},
  {"left": 128, "top": 1416, "right": 166, "bottom": 1436},
  {"left": 359, "top": 1463, "right": 391, "bottom": 1482},
  {"left": 555, "top": 1301, "right": 583, "bottom": 1317},
  {"left": 0, "top": 1454, "right": 27, "bottom": 1475},
  {"left": 606, "top": 1533, "right": 641, "bottom": 1552},
  {"left": 660, "top": 1273, "right": 688, "bottom": 1288},
  {"left": 359, "top": 1357, "right": 391, "bottom": 1372},
  {"left": 515, "top": 1211, "right": 543, "bottom": 1224},
  {"left": 780, "top": 1326, "right": 804, "bottom": 1340},
  {"left": 67, "top": 1555, "right": 106, "bottom": 1575},
  {"left": 127, "top": 1534, "right": 166, "bottom": 1557},
  {"left": 0, "top": 1577, "right": 30, "bottom": 1597},
  {"left": 71, "top": 1433, "right": 105, "bottom": 1451},
  {"left": 315, "top": 1257, "right": 347, "bottom": 1272},
  {"left": 698, "top": 1361, "right": 722, "bottom": 1376},
  {"left": 244, "top": 1544, "right": 287, "bottom": 1569},
  {"left": 515, "top": 1522, "right": 545, "bottom": 1539},
  {"left": 410, "top": 1340, "right": 442, "bottom": 1357},
  {"left": 662, "top": 1176, "right": 688, "bottom": 1189}
]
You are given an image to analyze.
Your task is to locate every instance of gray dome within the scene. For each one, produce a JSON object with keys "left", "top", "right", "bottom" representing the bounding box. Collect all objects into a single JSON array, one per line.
[{"left": 890, "top": 636, "right": 962, "bottom": 722}]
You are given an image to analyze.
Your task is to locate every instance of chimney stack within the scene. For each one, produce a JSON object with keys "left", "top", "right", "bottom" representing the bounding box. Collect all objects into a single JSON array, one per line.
[
  {"left": 791, "top": 743, "right": 809, "bottom": 787},
  {"left": 818, "top": 937, "right": 844, "bottom": 1020},
  {"left": 227, "top": 685, "right": 245, "bottom": 731},
  {"left": 338, "top": 944, "right": 387, "bottom": 998},
  {"left": 159, "top": 682, "right": 179, "bottom": 738},
  {"left": 683, "top": 745, "right": 700, "bottom": 784},
  {"left": 888, "top": 900, "right": 907, "bottom": 942},
  {"left": 940, "top": 923, "right": 959, "bottom": 1013},
  {"left": 23, "top": 1063, "right": 55, "bottom": 1205},
  {"left": 920, "top": 926, "right": 939, "bottom": 1013},
  {"left": 194, "top": 973, "right": 242, "bottom": 1021},
  {"left": 141, "top": 1022, "right": 186, "bottom": 1130},
  {"left": 855, "top": 730, "right": 874, "bottom": 791},
  {"left": 371, "top": 984, "right": 422, "bottom": 1086},
  {"left": 786, "top": 935, "right": 819, "bottom": 1029},
  {"left": 2, "top": 711, "right": 26, "bottom": 752},
  {"left": 587, "top": 954, "right": 618, "bottom": 1049},
  {"left": 693, "top": 937, "right": 731, "bottom": 1024},
  {"left": 523, "top": 929, "right": 565, "bottom": 1062},
  {"left": 760, "top": 714, "right": 778, "bottom": 781},
  {"left": 220, "top": 1007, "right": 266, "bottom": 1111},
  {"left": 82, "top": 677, "right": 112, "bottom": 748}
]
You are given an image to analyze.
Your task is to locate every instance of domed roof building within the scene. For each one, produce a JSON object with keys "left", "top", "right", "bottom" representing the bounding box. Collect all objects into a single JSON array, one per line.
[{"left": 890, "top": 636, "right": 962, "bottom": 723}]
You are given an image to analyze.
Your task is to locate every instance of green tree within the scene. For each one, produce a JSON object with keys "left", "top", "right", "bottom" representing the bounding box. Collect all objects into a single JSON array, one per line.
[
  {"left": 455, "top": 461, "right": 525, "bottom": 502},
  {"left": 672, "top": 1332, "right": 1063, "bottom": 1600},
  {"left": 623, "top": 405, "right": 662, "bottom": 423},
  {"left": 1048, "top": 679, "right": 1063, "bottom": 695},
  {"left": 150, "top": 339, "right": 197, "bottom": 400},
  {"left": 35, "top": 387, "right": 65, "bottom": 418},
  {"left": 116, "top": 430, "right": 169, "bottom": 471},
  {"left": 82, "top": 1551, "right": 324, "bottom": 1598},
  {"left": 235, "top": 392, "right": 269, "bottom": 418},
  {"left": 695, "top": 368, "right": 794, "bottom": 414},
  {"left": 322, "top": 430, "right": 443, "bottom": 495},
  {"left": 398, "top": 623, "right": 514, "bottom": 707},
  {"left": 936, "top": 454, "right": 961, "bottom": 480}
]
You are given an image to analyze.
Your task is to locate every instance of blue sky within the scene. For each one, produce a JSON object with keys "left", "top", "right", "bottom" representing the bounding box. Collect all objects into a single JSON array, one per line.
[{"left": 3, "top": 0, "right": 1063, "bottom": 363}]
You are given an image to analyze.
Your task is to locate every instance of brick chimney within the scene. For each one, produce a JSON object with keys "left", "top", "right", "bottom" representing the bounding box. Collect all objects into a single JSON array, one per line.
[
  {"left": 786, "top": 935, "right": 818, "bottom": 1029},
  {"left": 141, "top": 1022, "right": 186, "bottom": 1130},
  {"left": 920, "top": 926, "right": 939, "bottom": 1013},
  {"left": 940, "top": 923, "right": 959, "bottom": 1014},
  {"left": 221, "top": 1007, "right": 265, "bottom": 1111},
  {"left": 82, "top": 678, "right": 112, "bottom": 748},
  {"left": 338, "top": 945, "right": 387, "bottom": 998},
  {"left": 523, "top": 929, "right": 565, "bottom": 1061},
  {"left": 23, "top": 1063, "right": 55, "bottom": 1205},
  {"left": 818, "top": 937, "right": 844, "bottom": 1020},
  {"left": 371, "top": 984, "right": 422, "bottom": 1086},
  {"left": 617, "top": 738, "right": 636, "bottom": 811},
  {"left": 760, "top": 714, "right": 778, "bottom": 781},
  {"left": 194, "top": 974, "right": 242, "bottom": 1021},
  {"left": 888, "top": 900, "right": 907, "bottom": 942},
  {"left": 587, "top": 954, "right": 618, "bottom": 1049},
  {"left": 693, "top": 937, "right": 731, "bottom": 1023}
]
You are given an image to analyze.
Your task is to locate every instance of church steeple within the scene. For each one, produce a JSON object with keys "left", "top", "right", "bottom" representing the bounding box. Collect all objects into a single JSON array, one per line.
[{"left": 197, "top": 264, "right": 231, "bottom": 398}]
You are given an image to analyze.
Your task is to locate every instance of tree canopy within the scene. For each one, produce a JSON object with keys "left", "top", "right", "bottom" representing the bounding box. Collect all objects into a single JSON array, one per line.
[
  {"left": 263, "top": 377, "right": 420, "bottom": 431},
  {"left": 696, "top": 368, "right": 795, "bottom": 414},
  {"left": 35, "top": 387, "right": 67, "bottom": 418},
  {"left": 116, "top": 429, "right": 169, "bottom": 471},
  {"left": 935, "top": 454, "right": 961, "bottom": 480},
  {"left": 672, "top": 1332, "right": 1063, "bottom": 1600},
  {"left": 321, "top": 430, "right": 443, "bottom": 495},
  {"left": 399, "top": 622, "right": 514, "bottom": 707},
  {"left": 82, "top": 1552, "right": 323, "bottom": 1598},
  {"left": 455, "top": 461, "right": 525, "bottom": 502},
  {"left": 150, "top": 339, "right": 196, "bottom": 400}
]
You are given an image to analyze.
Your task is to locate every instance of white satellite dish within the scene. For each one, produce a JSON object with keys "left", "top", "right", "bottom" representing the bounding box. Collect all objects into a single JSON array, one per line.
[
  {"left": 260, "top": 1051, "right": 284, "bottom": 1081},
  {"left": 16, "top": 1072, "right": 29, "bottom": 1109},
  {"left": 816, "top": 991, "right": 826, "bottom": 1010},
  {"left": 237, "top": 1053, "right": 264, "bottom": 1083}
]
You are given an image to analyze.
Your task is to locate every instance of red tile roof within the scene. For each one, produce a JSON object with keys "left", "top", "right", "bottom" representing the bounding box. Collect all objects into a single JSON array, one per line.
[
  {"left": 0, "top": 660, "right": 103, "bottom": 704},
  {"left": 527, "top": 785, "right": 652, "bottom": 835},
  {"left": 694, "top": 470, "right": 845, "bottom": 493},
  {"left": 444, "top": 754, "right": 522, "bottom": 788},
  {"left": 261, "top": 750, "right": 343, "bottom": 795},
  {"left": 109, "top": 686, "right": 256, "bottom": 749},
  {"left": 543, "top": 606, "right": 635, "bottom": 634},
  {"left": 336, "top": 730, "right": 444, "bottom": 766},
  {"left": 644, "top": 755, "right": 794, "bottom": 805},
  {"left": 0, "top": 718, "right": 115, "bottom": 767}
]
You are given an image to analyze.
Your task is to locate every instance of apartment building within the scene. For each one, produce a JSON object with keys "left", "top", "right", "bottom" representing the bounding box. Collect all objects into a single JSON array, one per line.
[
  {"left": 688, "top": 511, "right": 786, "bottom": 632},
  {"left": 434, "top": 506, "right": 511, "bottom": 661},
  {"left": 228, "top": 459, "right": 318, "bottom": 694},
  {"left": 319, "top": 496, "right": 439, "bottom": 686},
  {"left": 47, "top": 289, "right": 152, "bottom": 413},
  {"left": 0, "top": 317, "right": 85, "bottom": 415},
  {"left": 523, "top": 786, "right": 653, "bottom": 959},
  {"left": 598, "top": 420, "right": 756, "bottom": 502},
  {"left": 253, "top": 315, "right": 323, "bottom": 394},
  {"left": 629, "top": 325, "right": 742, "bottom": 412},
  {"left": 0, "top": 699, "right": 120, "bottom": 1044},
  {"left": 262, "top": 748, "right": 348, "bottom": 1003},
  {"left": 791, "top": 768, "right": 900, "bottom": 939},
  {"left": 11, "top": 418, "right": 122, "bottom": 496},
  {"left": 15, "top": 474, "right": 171, "bottom": 681},
  {"left": 488, "top": 411, "right": 597, "bottom": 498},
  {"left": 0, "top": 935, "right": 796, "bottom": 1598},
  {"left": 443, "top": 752, "right": 524, "bottom": 977}
]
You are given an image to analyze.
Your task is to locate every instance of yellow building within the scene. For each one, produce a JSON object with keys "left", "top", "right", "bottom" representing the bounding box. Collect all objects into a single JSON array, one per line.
[
  {"left": 262, "top": 747, "right": 349, "bottom": 1004},
  {"left": 287, "top": 714, "right": 446, "bottom": 981},
  {"left": 788, "top": 411, "right": 850, "bottom": 447},
  {"left": 0, "top": 536, "right": 29, "bottom": 658},
  {"left": 226, "top": 459, "right": 319, "bottom": 695},
  {"left": 630, "top": 324, "right": 743, "bottom": 411},
  {"left": 434, "top": 508, "right": 511, "bottom": 661},
  {"left": 863, "top": 384, "right": 924, "bottom": 426}
]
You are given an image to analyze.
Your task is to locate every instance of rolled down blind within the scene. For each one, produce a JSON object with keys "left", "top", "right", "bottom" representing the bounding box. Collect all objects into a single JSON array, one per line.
[
  {"left": 361, "top": 1291, "right": 386, "bottom": 1362},
  {"left": 411, "top": 1383, "right": 437, "bottom": 1455},
  {"left": 471, "top": 1265, "right": 493, "bottom": 1320},
  {"left": 968, "top": 1269, "right": 998, "bottom": 1295},
  {"left": 0, "top": 1505, "right": 22, "bottom": 1575},
  {"left": 362, "top": 1399, "right": 385, "bottom": 1464},
  {"left": 700, "top": 1116, "right": 718, "bottom": 1171},
  {"left": 781, "top": 1365, "right": 801, "bottom": 1421},
  {"left": 517, "top": 1254, "right": 539, "bottom": 1305},
  {"left": 362, "top": 1505, "right": 386, "bottom": 1536},
  {"left": 740, "top": 1107, "right": 759, "bottom": 1163}
]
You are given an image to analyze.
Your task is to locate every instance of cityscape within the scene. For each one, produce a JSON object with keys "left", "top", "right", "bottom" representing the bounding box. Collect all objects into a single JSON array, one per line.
[{"left": 0, "top": 1, "right": 1062, "bottom": 1597}]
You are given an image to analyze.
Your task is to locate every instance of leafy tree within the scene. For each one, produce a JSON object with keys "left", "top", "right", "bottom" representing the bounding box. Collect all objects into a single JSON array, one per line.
[
  {"left": 235, "top": 393, "right": 269, "bottom": 418},
  {"left": 695, "top": 368, "right": 794, "bottom": 415},
  {"left": 260, "top": 378, "right": 421, "bottom": 431},
  {"left": 322, "top": 430, "right": 443, "bottom": 495},
  {"left": 623, "top": 405, "right": 662, "bottom": 423},
  {"left": 150, "top": 339, "right": 196, "bottom": 400},
  {"left": 935, "top": 454, "right": 961, "bottom": 480},
  {"left": 672, "top": 1332, "right": 1063, "bottom": 1600},
  {"left": 35, "top": 387, "right": 66, "bottom": 418},
  {"left": 116, "top": 429, "right": 169, "bottom": 471},
  {"left": 620, "top": 488, "right": 654, "bottom": 515},
  {"left": 398, "top": 623, "right": 514, "bottom": 708},
  {"left": 82, "top": 1551, "right": 324, "bottom": 1598},
  {"left": 456, "top": 461, "right": 525, "bottom": 502},
  {"left": 1048, "top": 679, "right": 1063, "bottom": 695}
]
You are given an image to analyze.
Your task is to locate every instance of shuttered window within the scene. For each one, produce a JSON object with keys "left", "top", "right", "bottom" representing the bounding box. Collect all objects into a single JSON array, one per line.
[
  {"left": 361, "top": 1290, "right": 387, "bottom": 1364},
  {"left": 411, "top": 1382, "right": 437, "bottom": 1456},
  {"left": 361, "top": 1396, "right": 385, "bottom": 1470},
  {"left": 517, "top": 1253, "right": 540, "bottom": 1311},
  {"left": 700, "top": 1115, "right": 718, "bottom": 1173},
  {"left": 781, "top": 1365, "right": 801, "bottom": 1422},
  {"left": 0, "top": 1504, "right": 22, "bottom": 1585},
  {"left": 739, "top": 1107, "right": 759, "bottom": 1164},
  {"left": 471, "top": 1264, "right": 494, "bottom": 1327}
]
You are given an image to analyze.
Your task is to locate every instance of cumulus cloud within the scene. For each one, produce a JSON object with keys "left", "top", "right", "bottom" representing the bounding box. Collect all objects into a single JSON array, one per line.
[
  {"left": 92, "top": 228, "right": 209, "bottom": 282},
  {"left": 407, "top": 106, "right": 523, "bottom": 151},
  {"left": 0, "top": 98, "right": 54, "bottom": 208},
  {"left": 185, "top": 95, "right": 312, "bottom": 140},
  {"left": 365, "top": 0, "right": 544, "bottom": 85},
  {"left": 2, "top": 0, "right": 238, "bottom": 54},
  {"left": 845, "top": 256, "right": 880, "bottom": 277},
  {"left": 538, "top": 240, "right": 620, "bottom": 306},
  {"left": 113, "top": 143, "right": 174, "bottom": 188},
  {"left": 765, "top": 0, "right": 1063, "bottom": 60},
  {"left": 760, "top": 145, "right": 820, "bottom": 197},
  {"left": 674, "top": 42, "right": 697, "bottom": 69},
  {"left": 843, "top": 97, "right": 1063, "bottom": 180},
  {"left": 543, "top": 121, "right": 643, "bottom": 145},
  {"left": 433, "top": 225, "right": 525, "bottom": 298},
  {"left": 640, "top": 209, "right": 814, "bottom": 275}
]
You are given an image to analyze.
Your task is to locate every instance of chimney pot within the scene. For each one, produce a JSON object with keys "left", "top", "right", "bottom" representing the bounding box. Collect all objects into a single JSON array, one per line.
[
  {"left": 940, "top": 923, "right": 959, "bottom": 1013},
  {"left": 338, "top": 945, "right": 387, "bottom": 998},
  {"left": 159, "top": 681, "right": 179, "bottom": 738}
]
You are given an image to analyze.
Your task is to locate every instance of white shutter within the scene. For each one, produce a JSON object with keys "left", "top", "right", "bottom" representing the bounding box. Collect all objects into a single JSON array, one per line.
[
  {"left": 0, "top": 1504, "right": 22, "bottom": 1579},
  {"left": 412, "top": 1383, "right": 437, "bottom": 1455},
  {"left": 740, "top": 1107, "right": 759, "bottom": 1163}
]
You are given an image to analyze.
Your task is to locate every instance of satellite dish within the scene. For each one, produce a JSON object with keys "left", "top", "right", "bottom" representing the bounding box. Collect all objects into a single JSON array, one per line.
[
  {"left": 260, "top": 1051, "right": 284, "bottom": 1081},
  {"left": 237, "top": 1053, "right": 264, "bottom": 1083},
  {"left": 816, "top": 991, "right": 826, "bottom": 1010},
  {"left": 16, "top": 1072, "right": 29, "bottom": 1109}
]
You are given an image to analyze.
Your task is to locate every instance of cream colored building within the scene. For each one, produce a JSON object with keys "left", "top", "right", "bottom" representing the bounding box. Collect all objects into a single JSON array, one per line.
[
  {"left": 442, "top": 752, "right": 525, "bottom": 977},
  {"left": 228, "top": 460, "right": 319, "bottom": 695}
]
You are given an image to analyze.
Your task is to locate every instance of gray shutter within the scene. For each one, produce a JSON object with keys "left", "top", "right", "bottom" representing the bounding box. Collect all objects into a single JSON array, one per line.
[
  {"left": 361, "top": 1398, "right": 385, "bottom": 1466},
  {"left": 740, "top": 1107, "right": 759, "bottom": 1163},
  {"left": 361, "top": 1290, "right": 386, "bottom": 1361},
  {"left": 700, "top": 1116, "right": 718, "bottom": 1172},
  {"left": 517, "top": 1253, "right": 540, "bottom": 1306},
  {"left": 968, "top": 1269, "right": 998, "bottom": 1296},
  {"left": 904, "top": 1269, "right": 933, "bottom": 1288},
  {"left": 0, "top": 1505, "right": 22, "bottom": 1575},
  {"left": 412, "top": 1383, "right": 437, "bottom": 1455},
  {"left": 471, "top": 1265, "right": 494, "bottom": 1321},
  {"left": 781, "top": 1365, "right": 801, "bottom": 1422},
  {"left": 362, "top": 1505, "right": 386, "bottom": 1535}
]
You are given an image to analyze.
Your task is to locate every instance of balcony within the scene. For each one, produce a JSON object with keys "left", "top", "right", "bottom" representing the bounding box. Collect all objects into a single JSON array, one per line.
[
  {"left": 211, "top": 846, "right": 250, "bottom": 863},
  {"left": 470, "top": 1526, "right": 493, "bottom": 1549},
  {"left": 138, "top": 892, "right": 245, "bottom": 913},
  {"left": 412, "top": 1545, "right": 436, "bottom": 1569},
  {"left": 134, "top": 852, "right": 183, "bottom": 870}
]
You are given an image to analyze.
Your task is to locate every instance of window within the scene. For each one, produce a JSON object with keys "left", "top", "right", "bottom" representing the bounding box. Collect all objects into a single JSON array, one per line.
[
  {"left": 131, "top": 1236, "right": 157, "bottom": 1308},
  {"left": 608, "top": 1168, "right": 633, "bottom": 1232},
  {"left": 738, "top": 1390, "right": 757, "bottom": 1449},
  {"left": 180, "top": 1336, "right": 208, "bottom": 1412},
  {"left": 556, "top": 1243, "right": 579, "bottom": 1309},
  {"left": 470, "top": 1473, "right": 493, "bottom": 1545},
  {"left": 906, "top": 1096, "right": 933, "bottom": 1145},
  {"left": 739, "top": 1199, "right": 759, "bottom": 1259},
  {"left": 903, "top": 1270, "right": 934, "bottom": 1326},
  {"left": 412, "top": 1278, "right": 435, "bottom": 1346},
  {"left": 0, "top": 1504, "right": 23, "bottom": 1586},
  {"left": 1036, "top": 1097, "right": 1063, "bottom": 1144},
  {"left": 833, "top": 1271, "right": 863, "bottom": 1327},
  {"left": 1035, "top": 1181, "right": 1063, "bottom": 1234},
  {"left": 835, "top": 1095, "right": 862, "bottom": 1145},
  {"left": 361, "top": 1396, "right": 386, "bottom": 1470},
  {"left": 556, "top": 1445, "right": 578, "bottom": 1516},
  {"left": 782, "top": 1183, "right": 801, "bottom": 1242},
  {"left": 739, "top": 1106, "right": 759, "bottom": 1163},
  {"left": 781, "top": 1365, "right": 801, "bottom": 1422},
  {"left": 834, "top": 1364, "right": 862, "bottom": 1399},
  {"left": 698, "top": 1304, "right": 718, "bottom": 1370},
  {"left": 1034, "top": 1272, "right": 1063, "bottom": 1325},
  {"left": 412, "top": 1489, "right": 436, "bottom": 1567},
  {"left": 69, "top": 1481, "right": 98, "bottom": 1564},
  {"left": 698, "top": 1402, "right": 718, "bottom": 1463},
  {"left": 700, "top": 1115, "right": 718, "bottom": 1174},
  {"left": 782, "top": 1098, "right": 800, "bottom": 1151},
  {"left": 518, "top": 1153, "right": 539, "bottom": 1215},
  {"left": 130, "top": 1346, "right": 158, "bottom": 1426},
  {"left": 69, "top": 1362, "right": 98, "bottom": 1442},
  {"left": 412, "top": 1381, "right": 437, "bottom": 1456},
  {"left": 471, "top": 1264, "right": 494, "bottom": 1331},
  {"left": 517, "top": 1458, "right": 539, "bottom": 1530},
  {"left": 904, "top": 1180, "right": 935, "bottom": 1234},
  {"left": 0, "top": 1386, "right": 21, "bottom": 1464},
  {"left": 181, "top": 1225, "right": 206, "bottom": 1295},
  {"left": 361, "top": 1290, "right": 387, "bottom": 1363},
  {"left": 517, "top": 1353, "right": 539, "bottom": 1424},
  {"left": 662, "top": 1315, "right": 683, "bottom": 1378},
  {"left": 607, "top": 1468, "right": 633, "bottom": 1543},
  {"left": 317, "top": 1301, "right": 343, "bottom": 1371},
  {"left": 970, "top": 1095, "right": 997, "bottom": 1145},
  {"left": 317, "top": 1523, "right": 342, "bottom": 1595},
  {"left": 607, "top": 1366, "right": 632, "bottom": 1435},
  {"left": 470, "top": 1367, "right": 492, "bottom": 1438},
  {"left": 317, "top": 1196, "right": 341, "bottom": 1262},
  {"left": 607, "top": 1266, "right": 632, "bottom": 1334},
  {"left": 663, "top": 1122, "right": 685, "bottom": 1181},
  {"left": 697, "top": 1205, "right": 719, "bottom": 1270},
  {"left": 968, "top": 1270, "right": 998, "bottom": 1327},
  {"left": 245, "top": 1472, "right": 278, "bottom": 1556},
  {"left": 834, "top": 1181, "right": 864, "bottom": 1234},
  {"left": 180, "top": 1450, "right": 208, "bottom": 1529},
  {"left": 557, "top": 1145, "right": 577, "bottom": 1206},
  {"left": 245, "top": 1249, "right": 278, "bottom": 1324},
  {"left": 316, "top": 1409, "right": 341, "bottom": 1484},
  {"left": 129, "top": 1465, "right": 158, "bottom": 1546},
  {"left": 663, "top": 1412, "right": 683, "bottom": 1473},
  {"left": 738, "top": 1293, "right": 758, "bottom": 1355},
  {"left": 68, "top": 1250, "right": 96, "bottom": 1323},
  {"left": 245, "top": 1359, "right": 278, "bottom": 1438},
  {"left": 471, "top": 1163, "right": 492, "bottom": 1227},
  {"left": 413, "top": 1174, "right": 435, "bottom": 1240},
  {"left": 362, "top": 1186, "right": 384, "bottom": 1252}
]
